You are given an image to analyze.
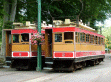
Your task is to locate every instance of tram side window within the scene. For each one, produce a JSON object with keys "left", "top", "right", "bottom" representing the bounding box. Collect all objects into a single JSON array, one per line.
[
  {"left": 80, "top": 33, "right": 85, "bottom": 42},
  {"left": 98, "top": 37, "right": 100, "bottom": 44},
  {"left": 55, "top": 34, "right": 62, "bottom": 42},
  {"left": 90, "top": 35, "right": 94, "bottom": 43},
  {"left": 64, "top": 32, "right": 73, "bottom": 43},
  {"left": 13, "top": 34, "right": 19, "bottom": 43},
  {"left": 103, "top": 39, "right": 105, "bottom": 45},
  {"left": 75, "top": 32, "right": 79, "bottom": 43},
  {"left": 86, "top": 34, "right": 90, "bottom": 43},
  {"left": 21, "top": 34, "right": 29, "bottom": 42},
  {"left": 94, "top": 36, "right": 98, "bottom": 44},
  {"left": 101, "top": 38, "right": 103, "bottom": 45}
]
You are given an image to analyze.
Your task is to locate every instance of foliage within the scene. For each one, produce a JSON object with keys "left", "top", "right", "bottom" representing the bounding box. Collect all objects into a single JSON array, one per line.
[
  {"left": 105, "top": 35, "right": 111, "bottom": 49},
  {"left": 0, "top": 0, "right": 111, "bottom": 30},
  {"left": 18, "top": 0, "right": 111, "bottom": 30},
  {"left": 0, "top": 0, "right": 3, "bottom": 40},
  {"left": 4, "top": 21, "right": 14, "bottom": 29}
]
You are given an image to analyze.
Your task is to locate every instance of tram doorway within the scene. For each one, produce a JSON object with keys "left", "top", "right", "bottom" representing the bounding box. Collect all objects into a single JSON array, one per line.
[
  {"left": 45, "top": 29, "right": 52, "bottom": 57},
  {"left": 5, "top": 30, "right": 12, "bottom": 57}
]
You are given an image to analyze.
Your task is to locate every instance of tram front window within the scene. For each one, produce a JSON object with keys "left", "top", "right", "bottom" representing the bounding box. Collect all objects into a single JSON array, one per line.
[
  {"left": 13, "top": 34, "right": 19, "bottom": 43},
  {"left": 55, "top": 34, "right": 62, "bottom": 42},
  {"left": 21, "top": 34, "right": 29, "bottom": 42}
]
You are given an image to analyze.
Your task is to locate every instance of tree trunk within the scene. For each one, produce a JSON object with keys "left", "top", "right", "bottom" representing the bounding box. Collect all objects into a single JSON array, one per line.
[
  {"left": 1, "top": 0, "right": 17, "bottom": 61},
  {"left": 3, "top": 0, "right": 9, "bottom": 26},
  {"left": 10, "top": 0, "right": 17, "bottom": 22},
  {"left": 1, "top": 0, "right": 10, "bottom": 60}
]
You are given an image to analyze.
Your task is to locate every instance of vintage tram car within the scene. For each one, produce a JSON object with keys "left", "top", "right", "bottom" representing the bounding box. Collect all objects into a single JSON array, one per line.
[
  {"left": 5, "top": 22, "right": 46, "bottom": 70},
  {"left": 45, "top": 19, "right": 105, "bottom": 71}
]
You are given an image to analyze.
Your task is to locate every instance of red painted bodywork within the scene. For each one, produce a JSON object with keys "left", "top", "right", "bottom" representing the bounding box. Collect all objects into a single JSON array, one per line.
[
  {"left": 13, "top": 52, "right": 28, "bottom": 57},
  {"left": 53, "top": 27, "right": 75, "bottom": 32},
  {"left": 11, "top": 29, "right": 45, "bottom": 34},
  {"left": 54, "top": 52, "right": 74, "bottom": 58},
  {"left": 53, "top": 51, "right": 105, "bottom": 58}
]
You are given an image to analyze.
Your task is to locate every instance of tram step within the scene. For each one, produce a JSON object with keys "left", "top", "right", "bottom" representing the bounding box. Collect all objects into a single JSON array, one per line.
[
  {"left": 45, "top": 62, "right": 53, "bottom": 68},
  {"left": 6, "top": 61, "right": 11, "bottom": 63},
  {"left": 43, "top": 67, "right": 53, "bottom": 70},
  {"left": 45, "top": 62, "right": 53, "bottom": 64}
]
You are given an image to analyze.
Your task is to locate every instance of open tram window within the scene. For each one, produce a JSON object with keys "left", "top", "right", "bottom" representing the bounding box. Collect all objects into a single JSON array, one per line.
[
  {"left": 55, "top": 33, "right": 62, "bottom": 42},
  {"left": 90, "top": 35, "right": 94, "bottom": 43},
  {"left": 64, "top": 32, "right": 73, "bottom": 43},
  {"left": 86, "top": 34, "right": 90, "bottom": 43},
  {"left": 94, "top": 36, "right": 98, "bottom": 44},
  {"left": 75, "top": 32, "right": 80, "bottom": 43},
  {"left": 101, "top": 38, "right": 103, "bottom": 45},
  {"left": 21, "top": 33, "right": 29, "bottom": 42},
  {"left": 13, "top": 34, "right": 19, "bottom": 43},
  {"left": 80, "top": 33, "right": 85, "bottom": 43},
  {"left": 98, "top": 37, "right": 100, "bottom": 44}
]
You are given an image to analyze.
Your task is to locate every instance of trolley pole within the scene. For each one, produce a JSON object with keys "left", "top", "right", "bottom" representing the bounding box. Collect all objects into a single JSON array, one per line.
[{"left": 36, "top": 0, "right": 42, "bottom": 71}]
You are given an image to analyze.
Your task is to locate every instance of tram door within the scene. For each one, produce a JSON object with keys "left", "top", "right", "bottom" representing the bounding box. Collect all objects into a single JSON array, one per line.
[
  {"left": 45, "top": 29, "right": 52, "bottom": 57},
  {"left": 6, "top": 31, "right": 12, "bottom": 57}
]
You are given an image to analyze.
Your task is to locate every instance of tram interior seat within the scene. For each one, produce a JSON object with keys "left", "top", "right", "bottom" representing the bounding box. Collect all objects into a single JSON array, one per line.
[{"left": 64, "top": 32, "right": 73, "bottom": 43}]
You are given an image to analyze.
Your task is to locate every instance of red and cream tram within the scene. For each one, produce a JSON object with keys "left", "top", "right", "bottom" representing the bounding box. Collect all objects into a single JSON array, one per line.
[{"left": 45, "top": 19, "right": 105, "bottom": 71}]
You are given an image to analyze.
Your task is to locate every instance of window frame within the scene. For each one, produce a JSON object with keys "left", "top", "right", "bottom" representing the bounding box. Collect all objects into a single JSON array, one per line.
[
  {"left": 12, "top": 33, "right": 29, "bottom": 44},
  {"left": 80, "top": 32, "right": 85, "bottom": 43},
  {"left": 12, "top": 34, "right": 20, "bottom": 44},
  {"left": 64, "top": 32, "right": 74, "bottom": 44},
  {"left": 75, "top": 32, "right": 80, "bottom": 43},
  {"left": 86, "top": 34, "right": 90, "bottom": 43},
  {"left": 94, "top": 36, "right": 98, "bottom": 44},
  {"left": 21, "top": 33, "right": 29, "bottom": 44},
  {"left": 98, "top": 37, "right": 100, "bottom": 45},
  {"left": 90, "top": 35, "right": 94, "bottom": 44},
  {"left": 54, "top": 32, "right": 63, "bottom": 44}
]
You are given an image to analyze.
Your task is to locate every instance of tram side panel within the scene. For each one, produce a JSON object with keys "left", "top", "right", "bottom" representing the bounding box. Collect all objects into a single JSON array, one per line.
[
  {"left": 75, "top": 43, "right": 105, "bottom": 63},
  {"left": 53, "top": 32, "right": 75, "bottom": 71},
  {"left": 52, "top": 30, "right": 105, "bottom": 71},
  {"left": 10, "top": 30, "right": 46, "bottom": 69}
]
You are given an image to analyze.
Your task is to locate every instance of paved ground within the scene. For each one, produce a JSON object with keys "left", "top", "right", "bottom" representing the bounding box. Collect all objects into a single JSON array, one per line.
[{"left": 0, "top": 54, "right": 111, "bottom": 82}]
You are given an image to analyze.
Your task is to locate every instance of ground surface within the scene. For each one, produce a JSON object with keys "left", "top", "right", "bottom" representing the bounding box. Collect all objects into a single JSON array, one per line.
[{"left": 0, "top": 54, "right": 111, "bottom": 82}]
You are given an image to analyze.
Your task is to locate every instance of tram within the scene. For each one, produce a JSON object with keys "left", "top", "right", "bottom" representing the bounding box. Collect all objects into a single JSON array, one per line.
[
  {"left": 5, "top": 21, "right": 46, "bottom": 69},
  {"left": 44, "top": 19, "right": 105, "bottom": 71}
]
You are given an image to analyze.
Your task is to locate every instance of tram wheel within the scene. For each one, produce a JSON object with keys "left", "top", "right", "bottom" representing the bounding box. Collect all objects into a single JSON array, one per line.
[{"left": 90, "top": 60, "right": 95, "bottom": 66}]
